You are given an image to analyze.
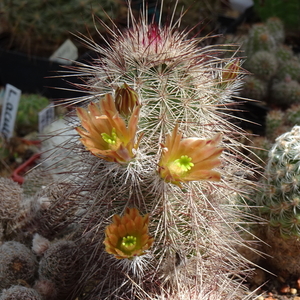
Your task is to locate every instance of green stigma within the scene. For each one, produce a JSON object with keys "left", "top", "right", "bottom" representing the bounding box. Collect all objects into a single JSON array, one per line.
[
  {"left": 173, "top": 155, "right": 194, "bottom": 172},
  {"left": 121, "top": 235, "right": 137, "bottom": 251},
  {"left": 101, "top": 128, "right": 117, "bottom": 145}
]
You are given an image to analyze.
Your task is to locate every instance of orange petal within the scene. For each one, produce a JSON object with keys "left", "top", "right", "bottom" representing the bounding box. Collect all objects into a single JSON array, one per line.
[{"left": 117, "top": 224, "right": 127, "bottom": 237}]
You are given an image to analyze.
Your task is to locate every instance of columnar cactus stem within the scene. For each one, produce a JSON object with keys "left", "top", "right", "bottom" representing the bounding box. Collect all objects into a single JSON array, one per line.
[{"left": 34, "top": 2, "right": 260, "bottom": 299}]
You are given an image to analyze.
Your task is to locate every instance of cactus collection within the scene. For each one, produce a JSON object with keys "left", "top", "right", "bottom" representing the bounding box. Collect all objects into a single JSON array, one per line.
[{"left": 240, "top": 17, "right": 300, "bottom": 106}]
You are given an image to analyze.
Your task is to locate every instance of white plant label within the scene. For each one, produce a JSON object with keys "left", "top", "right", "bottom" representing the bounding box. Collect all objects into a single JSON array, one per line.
[
  {"left": 0, "top": 84, "right": 21, "bottom": 139},
  {"left": 38, "top": 104, "right": 55, "bottom": 133},
  {"left": 49, "top": 39, "right": 78, "bottom": 65}
]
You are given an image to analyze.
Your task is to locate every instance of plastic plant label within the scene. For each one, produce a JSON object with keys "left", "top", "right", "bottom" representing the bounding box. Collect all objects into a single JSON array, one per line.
[
  {"left": 0, "top": 84, "right": 21, "bottom": 139},
  {"left": 49, "top": 39, "right": 78, "bottom": 65},
  {"left": 38, "top": 104, "right": 55, "bottom": 133}
]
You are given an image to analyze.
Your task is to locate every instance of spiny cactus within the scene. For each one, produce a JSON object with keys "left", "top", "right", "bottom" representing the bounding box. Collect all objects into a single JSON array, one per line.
[
  {"left": 0, "top": 241, "right": 37, "bottom": 289},
  {"left": 0, "top": 285, "right": 42, "bottom": 300},
  {"left": 30, "top": 2, "right": 262, "bottom": 299}
]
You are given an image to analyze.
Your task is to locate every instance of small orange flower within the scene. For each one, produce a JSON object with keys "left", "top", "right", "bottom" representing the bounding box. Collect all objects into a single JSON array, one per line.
[
  {"left": 103, "top": 207, "right": 154, "bottom": 259},
  {"left": 158, "top": 125, "right": 223, "bottom": 187},
  {"left": 76, "top": 94, "right": 140, "bottom": 164}
]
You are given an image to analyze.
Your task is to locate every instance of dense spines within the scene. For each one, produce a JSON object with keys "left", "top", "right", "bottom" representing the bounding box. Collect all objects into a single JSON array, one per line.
[{"left": 0, "top": 2, "right": 261, "bottom": 299}]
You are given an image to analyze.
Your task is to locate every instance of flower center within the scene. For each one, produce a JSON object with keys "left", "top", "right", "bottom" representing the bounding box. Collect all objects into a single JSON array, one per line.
[
  {"left": 121, "top": 235, "right": 137, "bottom": 251},
  {"left": 173, "top": 155, "right": 194, "bottom": 172},
  {"left": 101, "top": 128, "right": 117, "bottom": 145}
]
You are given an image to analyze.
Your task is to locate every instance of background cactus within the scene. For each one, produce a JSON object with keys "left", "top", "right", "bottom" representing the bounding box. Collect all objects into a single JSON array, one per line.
[
  {"left": 38, "top": 240, "right": 82, "bottom": 300},
  {"left": 240, "top": 17, "right": 300, "bottom": 107},
  {"left": 245, "top": 126, "right": 300, "bottom": 278},
  {"left": 0, "top": 178, "right": 23, "bottom": 241},
  {"left": 0, "top": 241, "right": 37, "bottom": 289}
]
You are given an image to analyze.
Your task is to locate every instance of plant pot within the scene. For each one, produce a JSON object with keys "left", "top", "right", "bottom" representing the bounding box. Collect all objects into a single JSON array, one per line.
[{"left": 12, "top": 152, "right": 41, "bottom": 184}]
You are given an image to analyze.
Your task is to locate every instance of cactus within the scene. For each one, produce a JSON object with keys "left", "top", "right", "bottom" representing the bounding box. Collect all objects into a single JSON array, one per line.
[
  {"left": 245, "top": 50, "right": 278, "bottom": 81},
  {"left": 29, "top": 2, "right": 263, "bottom": 299},
  {"left": 265, "top": 17, "right": 285, "bottom": 44},
  {"left": 0, "top": 178, "right": 23, "bottom": 240},
  {"left": 248, "top": 126, "right": 300, "bottom": 277},
  {"left": 243, "top": 23, "right": 277, "bottom": 57},
  {"left": 15, "top": 94, "right": 49, "bottom": 136},
  {"left": 275, "top": 59, "right": 300, "bottom": 82},
  {"left": 0, "top": 285, "right": 42, "bottom": 300},
  {"left": 275, "top": 44, "right": 294, "bottom": 66},
  {"left": 38, "top": 240, "right": 82, "bottom": 300},
  {"left": 0, "top": 241, "right": 37, "bottom": 289},
  {"left": 241, "top": 17, "right": 300, "bottom": 107},
  {"left": 240, "top": 76, "right": 267, "bottom": 101},
  {"left": 271, "top": 78, "right": 300, "bottom": 106}
]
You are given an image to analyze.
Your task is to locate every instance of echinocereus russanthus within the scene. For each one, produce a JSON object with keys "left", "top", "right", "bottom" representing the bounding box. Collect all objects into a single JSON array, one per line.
[{"left": 40, "top": 2, "right": 260, "bottom": 299}]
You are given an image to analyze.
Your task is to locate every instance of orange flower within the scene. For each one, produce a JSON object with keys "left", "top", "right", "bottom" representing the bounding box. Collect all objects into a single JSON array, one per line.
[
  {"left": 76, "top": 94, "right": 140, "bottom": 164},
  {"left": 158, "top": 125, "right": 223, "bottom": 187},
  {"left": 103, "top": 207, "right": 154, "bottom": 259}
]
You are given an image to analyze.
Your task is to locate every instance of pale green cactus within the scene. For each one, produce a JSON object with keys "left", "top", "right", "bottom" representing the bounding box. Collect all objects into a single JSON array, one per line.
[{"left": 249, "top": 126, "right": 300, "bottom": 277}]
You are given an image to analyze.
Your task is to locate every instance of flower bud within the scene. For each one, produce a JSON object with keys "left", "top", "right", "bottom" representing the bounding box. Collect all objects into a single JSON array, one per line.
[{"left": 115, "top": 83, "right": 140, "bottom": 116}]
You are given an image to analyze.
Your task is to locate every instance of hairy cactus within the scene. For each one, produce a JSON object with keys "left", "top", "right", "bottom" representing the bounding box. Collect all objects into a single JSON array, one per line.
[
  {"left": 0, "top": 241, "right": 37, "bottom": 289},
  {"left": 0, "top": 285, "right": 41, "bottom": 300},
  {"left": 29, "top": 2, "right": 264, "bottom": 299},
  {"left": 275, "top": 59, "right": 300, "bottom": 82}
]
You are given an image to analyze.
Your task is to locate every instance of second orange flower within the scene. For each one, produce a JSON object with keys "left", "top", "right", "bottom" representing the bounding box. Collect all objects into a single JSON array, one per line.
[{"left": 158, "top": 125, "right": 223, "bottom": 187}]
